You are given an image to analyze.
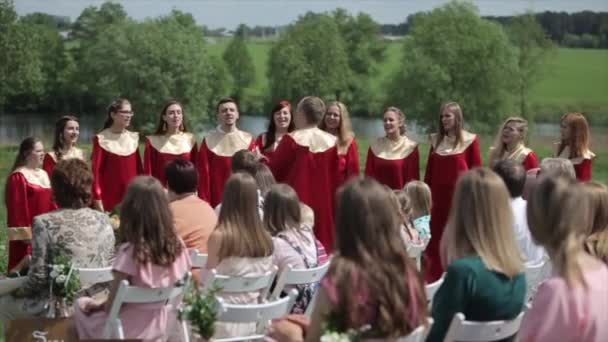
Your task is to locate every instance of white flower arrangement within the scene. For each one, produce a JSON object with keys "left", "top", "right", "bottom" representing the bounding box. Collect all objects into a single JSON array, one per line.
[{"left": 46, "top": 255, "right": 81, "bottom": 318}]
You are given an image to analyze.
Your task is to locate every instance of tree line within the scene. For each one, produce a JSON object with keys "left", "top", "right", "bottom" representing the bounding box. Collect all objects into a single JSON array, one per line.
[{"left": 0, "top": 0, "right": 575, "bottom": 132}]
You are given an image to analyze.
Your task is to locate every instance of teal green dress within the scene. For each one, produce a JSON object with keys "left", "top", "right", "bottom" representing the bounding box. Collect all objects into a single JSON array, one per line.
[{"left": 427, "top": 256, "right": 526, "bottom": 342}]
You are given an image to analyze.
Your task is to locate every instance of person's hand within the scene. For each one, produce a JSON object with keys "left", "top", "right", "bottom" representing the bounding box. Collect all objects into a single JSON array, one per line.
[
  {"left": 93, "top": 199, "right": 105, "bottom": 212},
  {"left": 266, "top": 315, "right": 309, "bottom": 342},
  {"left": 79, "top": 299, "right": 106, "bottom": 316}
]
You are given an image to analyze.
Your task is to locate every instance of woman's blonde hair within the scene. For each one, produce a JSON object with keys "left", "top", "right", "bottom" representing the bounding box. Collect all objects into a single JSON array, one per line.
[
  {"left": 319, "top": 101, "right": 355, "bottom": 149},
  {"left": 442, "top": 168, "right": 523, "bottom": 277},
  {"left": 384, "top": 106, "right": 407, "bottom": 136},
  {"left": 527, "top": 176, "right": 589, "bottom": 287},
  {"left": 404, "top": 181, "right": 432, "bottom": 219},
  {"left": 489, "top": 117, "right": 529, "bottom": 166},
  {"left": 216, "top": 172, "right": 273, "bottom": 260},
  {"left": 437, "top": 101, "right": 464, "bottom": 148},
  {"left": 583, "top": 181, "right": 608, "bottom": 261}
]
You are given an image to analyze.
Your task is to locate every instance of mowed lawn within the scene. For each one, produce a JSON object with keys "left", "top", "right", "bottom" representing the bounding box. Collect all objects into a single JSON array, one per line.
[{"left": 1, "top": 136, "right": 607, "bottom": 274}]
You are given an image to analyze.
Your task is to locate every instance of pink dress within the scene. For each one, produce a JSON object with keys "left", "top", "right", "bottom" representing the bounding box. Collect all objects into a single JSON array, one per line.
[
  {"left": 519, "top": 263, "right": 608, "bottom": 342},
  {"left": 74, "top": 242, "right": 191, "bottom": 340}
]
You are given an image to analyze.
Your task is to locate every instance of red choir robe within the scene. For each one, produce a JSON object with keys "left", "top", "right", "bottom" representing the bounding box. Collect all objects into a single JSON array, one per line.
[
  {"left": 336, "top": 138, "right": 360, "bottom": 186},
  {"left": 557, "top": 145, "right": 595, "bottom": 182},
  {"left": 91, "top": 129, "right": 143, "bottom": 212},
  {"left": 424, "top": 131, "right": 482, "bottom": 282},
  {"left": 198, "top": 128, "right": 256, "bottom": 207},
  {"left": 364, "top": 136, "right": 419, "bottom": 190},
  {"left": 143, "top": 132, "right": 198, "bottom": 187},
  {"left": 5, "top": 167, "right": 56, "bottom": 271},
  {"left": 255, "top": 132, "right": 284, "bottom": 162},
  {"left": 492, "top": 143, "right": 539, "bottom": 171},
  {"left": 269, "top": 127, "right": 339, "bottom": 252},
  {"left": 42, "top": 147, "right": 85, "bottom": 177}
]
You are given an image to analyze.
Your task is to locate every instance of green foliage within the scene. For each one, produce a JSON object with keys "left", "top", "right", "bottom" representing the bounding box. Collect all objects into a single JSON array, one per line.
[
  {"left": 49, "top": 254, "right": 81, "bottom": 305},
  {"left": 179, "top": 284, "right": 222, "bottom": 339},
  {"left": 389, "top": 1, "right": 518, "bottom": 133},
  {"left": 222, "top": 24, "right": 256, "bottom": 105},
  {"left": 268, "top": 13, "right": 350, "bottom": 103}
]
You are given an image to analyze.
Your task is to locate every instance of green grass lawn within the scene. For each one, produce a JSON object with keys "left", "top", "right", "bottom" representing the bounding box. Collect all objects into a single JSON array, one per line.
[{"left": 0, "top": 137, "right": 606, "bottom": 275}]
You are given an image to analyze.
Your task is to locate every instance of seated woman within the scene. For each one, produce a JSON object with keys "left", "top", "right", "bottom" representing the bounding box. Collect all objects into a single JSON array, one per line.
[
  {"left": 519, "top": 176, "right": 608, "bottom": 341},
  {"left": 0, "top": 159, "right": 115, "bottom": 322},
  {"left": 428, "top": 168, "right": 526, "bottom": 342},
  {"left": 73, "top": 176, "right": 191, "bottom": 340},
  {"left": 268, "top": 178, "right": 428, "bottom": 341},
  {"left": 264, "top": 184, "right": 328, "bottom": 313}
]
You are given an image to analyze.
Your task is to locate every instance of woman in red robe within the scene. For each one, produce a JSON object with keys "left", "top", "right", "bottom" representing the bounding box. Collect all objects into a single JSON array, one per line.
[
  {"left": 489, "top": 117, "right": 539, "bottom": 171},
  {"left": 5, "top": 137, "right": 56, "bottom": 272},
  {"left": 424, "top": 102, "right": 482, "bottom": 282},
  {"left": 43, "top": 115, "right": 85, "bottom": 177},
  {"left": 365, "top": 107, "right": 419, "bottom": 189},
  {"left": 555, "top": 112, "right": 595, "bottom": 182},
  {"left": 269, "top": 96, "right": 338, "bottom": 252},
  {"left": 319, "top": 101, "right": 360, "bottom": 186},
  {"left": 144, "top": 101, "right": 198, "bottom": 186},
  {"left": 256, "top": 100, "right": 294, "bottom": 162},
  {"left": 91, "top": 98, "right": 143, "bottom": 212},
  {"left": 198, "top": 98, "right": 256, "bottom": 207}
]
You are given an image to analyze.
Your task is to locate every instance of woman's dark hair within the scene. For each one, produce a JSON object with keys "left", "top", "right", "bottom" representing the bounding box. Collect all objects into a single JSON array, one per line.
[
  {"left": 493, "top": 159, "right": 526, "bottom": 198},
  {"left": 165, "top": 158, "right": 198, "bottom": 194},
  {"left": 263, "top": 184, "right": 301, "bottom": 236},
  {"left": 103, "top": 98, "right": 131, "bottom": 129},
  {"left": 53, "top": 115, "right": 79, "bottom": 161},
  {"left": 10, "top": 137, "right": 41, "bottom": 173},
  {"left": 154, "top": 100, "right": 189, "bottom": 135},
  {"left": 264, "top": 100, "right": 294, "bottom": 151},
  {"left": 52, "top": 159, "right": 93, "bottom": 209}
]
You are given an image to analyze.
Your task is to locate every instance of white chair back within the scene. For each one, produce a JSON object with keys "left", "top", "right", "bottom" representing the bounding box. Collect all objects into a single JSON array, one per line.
[
  {"left": 103, "top": 272, "right": 191, "bottom": 339},
  {"left": 407, "top": 243, "right": 425, "bottom": 271},
  {"left": 77, "top": 266, "right": 113, "bottom": 284},
  {"left": 524, "top": 258, "right": 547, "bottom": 302},
  {"left": 395, "top": 317, "right": 434, "bottom": 342},
  {"left": 269, "top": 261, "right": 330, "bottom": 300},
  {"left": 190, "top": 249, "right": 208, "bottom": 269},
  {"left": 425, "top": 274, "right": 444, "bottom": 306},
  {"left": 202, "top": 266, "right": 278, "bottom": 300},
  {"left": 443, "top": 311, "right": 525, "bottom": 342}
]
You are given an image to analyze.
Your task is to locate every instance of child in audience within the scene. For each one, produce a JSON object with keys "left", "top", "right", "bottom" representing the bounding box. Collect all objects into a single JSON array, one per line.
[
  {"left": 205, "top": 172, "right": 275, "bottom": 338},
  {"left": 391, "top": 190, "right": 422, "bottom": 247},
  {"left": 404, "top": 180, "right": 432, "bottom": 246},
  {"left": 520, "top": 176, "right": 608, "bottom": 341},
  {"left": 74, "top": 176, "right": 191, "bottom": 340},
  {"left": 583, "top": 181, "right": 608, "bottom": 265},
  {"left": 428, "top": 168, "right": 526, "bottom": 342},
  {"left": 264, "top": 184, "right": 328, "bottom": 313},
  {"left": 268, "top": 178, "right": 428, "bottom": 341}
]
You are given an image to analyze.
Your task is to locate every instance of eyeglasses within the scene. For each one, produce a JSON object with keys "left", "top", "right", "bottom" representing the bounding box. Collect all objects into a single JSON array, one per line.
[{"left": 116, "top": 110, "right": 134, "bottom": 117}]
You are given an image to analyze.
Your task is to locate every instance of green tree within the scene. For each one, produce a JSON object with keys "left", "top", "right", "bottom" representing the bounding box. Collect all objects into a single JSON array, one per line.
[
  {"left": 508, "top": 14, "right": 555, "bottom": 120},
  {"left": 268, "top": 13, "right": 350, "bottom": 103},
  {"left": 389, "top": 1, "right": 518, "bottom": 132},
  {"left": 222, "top": 24, "right": 255, "bottom": 105}
]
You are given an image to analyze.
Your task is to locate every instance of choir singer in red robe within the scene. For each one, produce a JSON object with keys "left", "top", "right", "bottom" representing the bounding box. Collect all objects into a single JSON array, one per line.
[
  {"left": 256, "top": 100, "right": 294, "bottom": 162},
  {"left": 43, "top": 115, "right": 84, "bottom": 176},
  {"left": 489, "top": 117, "right": 539, "bottom": 171},
  {"left": 555, "top": 112, "right": 595, "bottom": 182}
]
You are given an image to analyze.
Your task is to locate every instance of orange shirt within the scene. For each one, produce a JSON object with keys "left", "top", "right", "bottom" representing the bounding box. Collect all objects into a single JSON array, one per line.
[{"left": 170, "top": 194, "right": 217, "bottom": 254}]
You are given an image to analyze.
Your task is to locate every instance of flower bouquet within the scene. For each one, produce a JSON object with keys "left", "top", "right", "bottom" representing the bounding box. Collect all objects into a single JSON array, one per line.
[
  {"left": 47, "top": 254, "right": 80, "bottom": 318},
  {"left": 321, "top": 313, "right": 371, "bottom": 342},
  {"left": 178, "top": 284, "right": 222, "bottom": 341}
]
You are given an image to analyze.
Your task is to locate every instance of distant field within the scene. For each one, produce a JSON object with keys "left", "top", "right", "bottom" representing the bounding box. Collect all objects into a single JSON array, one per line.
[{"left": 206, "top": 39, "right": 608, "bottom": 118}]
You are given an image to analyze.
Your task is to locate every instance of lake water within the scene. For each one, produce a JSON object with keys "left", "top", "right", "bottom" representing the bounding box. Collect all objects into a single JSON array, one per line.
[{"left": 0, "top": 113, "right": 605, "bottom": 145}]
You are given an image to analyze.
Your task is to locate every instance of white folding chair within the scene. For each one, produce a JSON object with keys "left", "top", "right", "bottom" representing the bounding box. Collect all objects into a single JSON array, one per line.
[
  {"left": 443, "top": 311, "right": 525, "bottom": 342},
  {"left": 425, "top": 274, "right": 444, "bottom": 306},
  {"left": 407, "top": 243, "right": 425, "bottom": 271},
  {"left": 396, "top": 317, "right": 434, "bottom": 342},
  {"left": 201, "top": 266, "right": 278, "bottom": 301},
  {"left": 269, "top": 261, "right": 331, "bottom": 315},
  {"left": 102, "top": 272, "right": 191, "bottom": 339},
  {"left": 524, "top": 258, "right": 547, "bottom": 302},
  {"left": 77, "top": 266, "right": 113, "bottom": 284},
  {"left": 211, "top": 289, "right": 299, "bottom": 342},
  {"left": 190, "top": 249, "right": 208, "bottom": 269}
]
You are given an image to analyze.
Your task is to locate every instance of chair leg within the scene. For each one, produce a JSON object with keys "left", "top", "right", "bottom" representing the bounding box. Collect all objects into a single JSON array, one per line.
[
  {"left": 181, "top": 320, "right": 191, "bottom": 342},
  {"left": 116, "top": 319, "right": 125, "bottom": 339}
]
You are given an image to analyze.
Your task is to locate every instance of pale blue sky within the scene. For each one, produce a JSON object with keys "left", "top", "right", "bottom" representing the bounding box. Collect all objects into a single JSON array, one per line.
[{"left": 15, "top": 0, "right": 608, "bottom": 29}]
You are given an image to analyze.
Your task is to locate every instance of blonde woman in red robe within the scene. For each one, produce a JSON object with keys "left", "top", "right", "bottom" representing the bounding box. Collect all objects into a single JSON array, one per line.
[
  {"left": 319, "top": 101, "right": 360, "bottom": 186},
  {"left": 269, "top": 96, "right": 339, "bottom": 252},
  {"left": 489, "top": 117, "right": 539, "bottom": 171},
  {"left": 5, "top": 137, "right": 56, "bottom": 272},
  {"left": 91, "top": 98, "right": 143, "bottom": 212},
  {"left": 256, "top": 100, "right": 294, "bottom": 162},
  {"left": 198, "top": 98, "right": 256, "bottom": 207},
  {"left": 424, "top": 101, "right": 482, "bottom": 282},
  {"left": 143, "top": 100, "right": 198, "bottom": 186},
  {"left": 365, "top": 107, "right": 419, "bottom": 189},
  {"left": 43, "top": 115, "right": 84, "bottom": 176},
  {"left": 555, "top": 112, "right": 595, "bottom": 182}
]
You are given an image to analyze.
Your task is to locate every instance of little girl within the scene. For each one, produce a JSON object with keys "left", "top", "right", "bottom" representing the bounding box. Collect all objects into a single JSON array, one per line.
[
  {"left": 404, "top": 180, "right": 432, "bottom": 246},
  {"left": 392, "top": 190, "right": 422, "bottom": 247},
  {"left": 264, "top": 184, "right": 328, "bottom": 314},
  {"left": 74, "top": 176, "right": 191, "bottom": 340}
]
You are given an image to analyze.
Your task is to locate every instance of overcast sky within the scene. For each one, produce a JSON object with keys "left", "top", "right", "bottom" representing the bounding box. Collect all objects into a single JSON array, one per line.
[{"left": 15, "top": 0, "right": 608, "bottom": 29}]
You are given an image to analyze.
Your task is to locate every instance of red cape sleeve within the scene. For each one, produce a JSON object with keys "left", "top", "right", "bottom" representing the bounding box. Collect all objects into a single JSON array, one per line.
[
  {"left": 197, "top": 140, "right": 211, "bottom": 202},
  {"left": 135, "top": 146, "right": 143, "bottom": 175},
  {"left": 424, "top": 145, "right": 434, "bottom": 185},
  {"left": 523, "top": 152, "right": 539, "bottom": 171},
  {"left": 466, "top": 136, "right": 483, "bottom": 168},
  {"left": 6, "top": 173, "right": 31, "bottom": 228},
  {"left": 346, "top": 139, "right": 361, "bottom": 178},
  {"left": 576, "top": 159, "right": 593, "bottom": 182},
  {"left": 190, "top": 142, "right": 199, "bottom": 167},
  {"left": 268, "top": 135, "right": 296, "bottom": 182},
  {"left": 91, "top": 136, "right": 104, "bottom": 200},
  {"left": 364, "top": 146, "right": 374, "bottom": 177},
  {"left": 42, "top": 154, "right": 55, "bottom": 178},
  {"left": 143, "top": 139, "right": 154, "bottom": 176},
  {"left": 408, "top": 145, "right": 421, "bottom": 181}
]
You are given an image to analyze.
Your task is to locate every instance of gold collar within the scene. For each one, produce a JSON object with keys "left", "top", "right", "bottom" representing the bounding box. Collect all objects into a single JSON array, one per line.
[
  {"left": 290, "top": 127, "right": 336, "bottom": 153},
  {"left": 557, "top": 145, "right": 596, "bottom": 165},
  {"left": 48, "top": 147, "right": 84, "bottom": 162},
  {"left": 205, "top": 128, "right": 253, "bottom": 156},
  {"left": 431, "top": 130, "right": 477, "bottom": 155},
  {"left": 148, "top": 132, "right": 196, "bottom": 155},
  {"left": 370, "top": 136, "right": 417, "bottom": 160},
  {"left": 500, "top": 143, "right": 532, "bottom": 164},
  {"left": 13, "top": 167, "right": 51, "bottom": 188},
  {"left": 97, "top": 129, "right": 139, "bottom": 156}
]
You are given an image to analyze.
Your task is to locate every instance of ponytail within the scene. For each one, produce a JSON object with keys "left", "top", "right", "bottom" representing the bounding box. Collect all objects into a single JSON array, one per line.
[{"left": 552, "top": 234, "right": 586, "bottom": 288}]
